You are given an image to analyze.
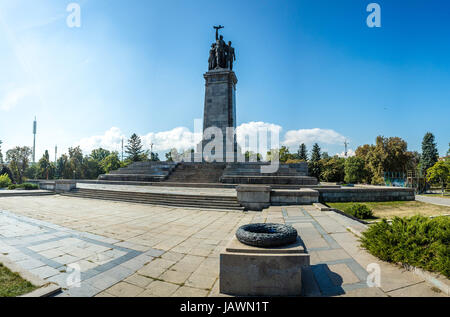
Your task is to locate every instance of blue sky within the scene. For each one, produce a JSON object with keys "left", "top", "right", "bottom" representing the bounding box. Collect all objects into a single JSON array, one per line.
[{"left": 0, "top": 0, "right": 449, "bottom": 160}]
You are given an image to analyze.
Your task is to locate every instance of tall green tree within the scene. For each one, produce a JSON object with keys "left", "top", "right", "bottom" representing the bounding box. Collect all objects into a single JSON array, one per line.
[
  {"left": 90, "top": 148, "right": 111, "bottom": 162},
  {"left": 38, "top": 150, "right": 53, "bottom": 179},
  {"left": 426, "top": 160, "right": 450, "bottom": 195},
  {"left": 344, "top": 156, "right": 369, "bottom": 184},
  {"left": 244, "top": 151, "right": 262, "bottom": 162},
  {"left": 311, "top": 143, "right": 321, "bottom": 162},
  {"left": 420, "top": 132, "right": 439, "bottom": 174},
  {"left": 150, "top": 152, "right": 160, "bottom": 162},
  {"left": 355, "top": 136, "right": 413, "bottom": 185},
  {"left": 320, "top": 156, "right": 345, "bottom": 183},
  {"left": 0, "top": 140, "right": 3, "bottom": 164},
  {"left": 100, "top": 152, "right": 122, "bottom": 173},
  {"left": 125, "top": 134, "right": 146, "bottom": 162},
  {"left": 68, "top": 146, "right": 84, "bottom": 178},
  {"left": 267, "top": 146, "right": 293, "bottom": 163},
  {"left": 82, "top": 156, "right": 102, "bottom": 179},
  {"left": 309, "top": 143, "right": 322, "bottom": 179},
  {"left": 297, "top": 143, "right": 308, "bottom": 161},
  {"left": 6, "top": 146, "right": 32, "bottom": 183},
  {"left": 55, "top": 154, "right": 71, "bottom": 179}
]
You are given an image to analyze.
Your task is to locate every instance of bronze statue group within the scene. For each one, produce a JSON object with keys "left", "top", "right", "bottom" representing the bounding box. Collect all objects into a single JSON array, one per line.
[{"left": 209, "top": 25, "right": 236, "bottom": 71}]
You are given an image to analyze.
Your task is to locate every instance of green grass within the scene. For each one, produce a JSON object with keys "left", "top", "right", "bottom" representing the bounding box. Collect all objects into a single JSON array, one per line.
[
  {"left": 328, "top": 201, "right": 450, "bottom": 219},
  {"left": 360, "top": 215, "right": 450, "bottom": 278},
  {"left": 0, "top": 263, "right": 37, "bottom": 297}
]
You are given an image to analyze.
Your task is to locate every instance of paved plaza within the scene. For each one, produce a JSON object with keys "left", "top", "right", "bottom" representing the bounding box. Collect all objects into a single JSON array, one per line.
[{"left": 0, "top": 195, "right": 446, "bottom": 297}]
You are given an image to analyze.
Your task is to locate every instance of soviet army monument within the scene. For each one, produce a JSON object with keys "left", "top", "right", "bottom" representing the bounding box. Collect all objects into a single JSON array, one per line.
[
  {"left": 198, "top": 25, "right": 238, "bottom": 163},
  {"left": 99, "top": 26, "right": 317, "bottom": 186}
]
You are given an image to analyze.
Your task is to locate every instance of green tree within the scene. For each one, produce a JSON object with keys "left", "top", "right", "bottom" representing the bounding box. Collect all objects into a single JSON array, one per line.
[
  {"left": 150, "top": 152, "right": 160, "bottom": 162},
  {"left": 356, "top": 136, "right": 413, "bottom": 185},
  {"left": 6, "top": 146, "right": 32, "bottom": 184},
  {"left": 38, "top": 150, "right": 53, "bottom": 179},
  {"left": 447, "top": 143, "right": 450, "bottom": 156},
  {"left": 55, "top": 154, "right": 71, "bottom": 179},
  {"left": 309, "top": 143, "right": 322, "bottom": 179},
  {"left": 68, "top": 146, "right": 84, "bottom": 179},
  {"left": 0, "top": 140, "right": 3, "bottom": 164},
  {"left": 100, "top": 152, "right": 122, "bottom": 173},
  {"left": 90, "top": 148, "right": 111, "bottom": 162},
  {"left": 165, "top": 149, "right": 176, "bottom": 162},
  {"left": 125, "top": 134, "right": 146, "bottom": 162},
  {"left": 426, "top": 161, "right": 450, "bottom": 195},
  {"left": 267, "top": 146, "right": 292, "bottom": 163},
  {"left": 311, "top": 143, "right": 321, "bottom": 162},
  {"left": 244, "top": 151, "right": 262, "bottom": 162},
  {"left": 82, "top": 156, "right": 102, "bottom": 179},
  {"left": 297, "top": 143, "right": 308, "bottom": 161},
  {"left": 420, "top": 132, "right": 439, "bottom": 174},
  {"left": 344, "top": 156, "right": 369, "bottom": 184},
  {"left": 320, "top": 156, "right": 345, "bottom": 183},
  {"left": 24, "top": 163, "right": 39, "bottom": 180}
]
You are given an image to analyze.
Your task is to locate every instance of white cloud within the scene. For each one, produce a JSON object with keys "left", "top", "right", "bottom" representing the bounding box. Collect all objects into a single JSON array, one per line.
[
  {"left": 0, "top": 86, "right": 34, "bottom": 111},
  {"left": 283, "top": 128, "right": 347, "bottom": 148},
  {"left": 74, "top": 124, "right": 349, "bottom": 157},
  {"left": 76, "top": 127, "right": 125, "bottom": 154},
  {"left": 337, "top": 149, "right": 356, "bottom": 158},
  {"left": 236, "top": 121, "right": 282, "bottom": 153},
  {"left": 141, "top": 127, "right": 201, "bottom": 152}
]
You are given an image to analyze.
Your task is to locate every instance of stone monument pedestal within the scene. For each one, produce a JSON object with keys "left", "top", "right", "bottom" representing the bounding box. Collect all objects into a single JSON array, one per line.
[
  {"left": 220, "top": 236, "right": 310, "bottom": 296},
  {"left": 200, "top": 69, "right": 238, "bottom": 162}
]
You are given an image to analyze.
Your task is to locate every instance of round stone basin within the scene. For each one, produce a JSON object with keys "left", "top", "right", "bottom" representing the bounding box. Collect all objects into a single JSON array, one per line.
[{"left": 236, "top": 223, "right": 298, "bottom": 248}]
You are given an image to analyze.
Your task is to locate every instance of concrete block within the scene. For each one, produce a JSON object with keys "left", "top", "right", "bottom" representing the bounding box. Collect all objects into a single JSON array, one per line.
[
  {"left": 219, "top": 237, "right": 309, "bottom": 296},
  {"left": 236, "top": 185, "right": 271, "bottom": 211},
  {"left": 55, "top": 180, "right": 77, "bottom": 193}
]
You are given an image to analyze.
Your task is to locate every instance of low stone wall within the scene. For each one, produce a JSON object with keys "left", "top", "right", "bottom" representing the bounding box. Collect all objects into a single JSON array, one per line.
[
  {"left": 271, "top": 189, "right": 319, "bottom": 205},
  {"left": 317, "top": 187, "right": 415, "bottom": 203},
  {"left": 36, "top": 181, "right": 55, "bottom": 191}
]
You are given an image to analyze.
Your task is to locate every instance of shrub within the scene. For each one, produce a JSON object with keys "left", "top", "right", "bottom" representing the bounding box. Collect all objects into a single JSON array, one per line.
[
  {"left": 22, "top": 183, "right": 38, "bottom": 190},
  {"left": 0, "top": 173, "right": 12, "bottom": 188},
  {"left": 7, "top": 183, "right": 38, "bottom": 190},
  {"left": 361, "top": 215, "right": 450, "bottom": 278},
  {"left": 343, "top": 203, "right": 373, "bottom": 219}
]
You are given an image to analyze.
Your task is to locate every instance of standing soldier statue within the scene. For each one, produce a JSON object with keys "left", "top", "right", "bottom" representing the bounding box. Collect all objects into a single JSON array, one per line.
[
  {"left": 209, "top": 25, "right": 236, "bottom": 70},
  {"left": 226, "top": 41, "right": 236, "bottom": 70}
]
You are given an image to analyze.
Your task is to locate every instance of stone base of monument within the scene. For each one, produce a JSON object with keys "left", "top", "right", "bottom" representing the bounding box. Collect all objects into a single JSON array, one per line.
[{"left": 220, "top": 234, "right": 310, "bottom": 296}]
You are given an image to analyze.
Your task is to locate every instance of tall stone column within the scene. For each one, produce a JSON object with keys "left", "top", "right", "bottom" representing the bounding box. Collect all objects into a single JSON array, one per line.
[{"left": 200, "top": 69, "right": 238, "bottom": 162}]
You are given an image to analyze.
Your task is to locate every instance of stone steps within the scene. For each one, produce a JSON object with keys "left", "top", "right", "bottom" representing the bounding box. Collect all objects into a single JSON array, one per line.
[
  {"left": 0, "top": 191, "right": 55, "bottom": 197},
  {"left": 60, "top": 188, "right": 244, "bottom": 210},
  {"left": 164, "top": 163, "right": 226, "bottom": 183},
  {"left": 98, "top": 162, "right": 178, "bottom": 182}
]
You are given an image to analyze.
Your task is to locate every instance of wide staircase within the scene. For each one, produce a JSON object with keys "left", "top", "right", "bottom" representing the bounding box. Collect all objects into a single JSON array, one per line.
[
  {"left": 98, "top": 162, "right": 177, "bottom": 182},
  {"left": 61, "top": 187, "right": 244, "bottom": 210},
  {"left": 164, "top": 163, "right": 227, "bottom": 183},
  {"left": 220, "top": 162, "right": 318, "bottom": 185}
]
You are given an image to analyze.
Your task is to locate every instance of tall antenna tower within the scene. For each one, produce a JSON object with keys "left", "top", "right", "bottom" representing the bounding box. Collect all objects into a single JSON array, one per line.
[
  {"left": 32, "top": 116, "right": 37, "bottom": 163},
  {"left": 55, "top": 145, "right": 58, "bottom": 163},
  {"left": 121, "top": 138, "right": 124, "bottom": 162},
  {"left": 344, "top": 140, "right": 349, "bottom": 158}
]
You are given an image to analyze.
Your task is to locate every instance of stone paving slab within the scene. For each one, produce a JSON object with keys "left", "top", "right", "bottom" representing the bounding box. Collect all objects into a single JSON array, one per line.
[
  {"left": 0, "top": 195, "right": 447, "bottom": 297},
  {"left": 77, "top": 183, "right": 237, "bottom": 197},
  {"left": 0, "top": 209, "right": 163, "bottom": 297}
]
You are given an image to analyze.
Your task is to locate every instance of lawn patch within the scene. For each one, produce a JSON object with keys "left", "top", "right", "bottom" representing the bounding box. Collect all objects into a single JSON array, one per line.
[
  {"left": 0, "top": 263, "right": 37, "bottom": 297},
  {"left": 327, "top": 201, "right": 450, "bottom": 219}
]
